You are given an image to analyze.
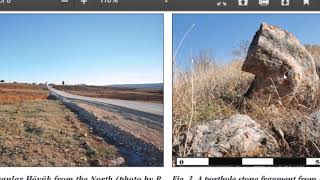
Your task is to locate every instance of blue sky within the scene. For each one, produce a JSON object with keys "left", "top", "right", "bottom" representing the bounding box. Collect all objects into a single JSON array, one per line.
[
  {"left": 0, "top": 14, "right": 163, "bottom": 85},
  {"left": 173, "top": 14, "right": 320, "bottom": 68}
]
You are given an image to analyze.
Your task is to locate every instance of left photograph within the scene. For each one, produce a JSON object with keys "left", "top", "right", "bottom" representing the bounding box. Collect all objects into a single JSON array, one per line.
[{"left": 0, "top": 14, "right": 163, "bottom": 167}]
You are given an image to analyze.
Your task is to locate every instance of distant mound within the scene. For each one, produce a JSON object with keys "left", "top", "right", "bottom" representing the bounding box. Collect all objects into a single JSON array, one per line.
[{"left": 108, "top": 83, "right": 164, "bottom": 90}]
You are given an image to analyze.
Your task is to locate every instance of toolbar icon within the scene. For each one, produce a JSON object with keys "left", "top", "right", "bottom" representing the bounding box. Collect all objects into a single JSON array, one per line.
[
  {"left": 281, "top": 0, "right": 289, "bottom": 6},
  {"left": 238, "top": 0, "right": 248, "bottom": 6},
  {"left": 259, "top": 0, "right": 269, "bottom": 6},
  {"left": 80, "top": 0, "right": 87, "bottom": 4},
  {"left": 304, "top": 0, "right": 310, "bottom": 6},
  {"left": 61, "top": 0, "right": 69, "bottom": 2},
  {"left": 217, "top": 1, "right": 227, "bottom": 6}
]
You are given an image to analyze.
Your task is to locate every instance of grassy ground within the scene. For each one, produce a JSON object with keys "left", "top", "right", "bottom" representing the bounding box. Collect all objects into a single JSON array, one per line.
[
  {"left": 173, "top": 49, "right": 320, "bottom": 158},
  {"left": 0, "top": 84, "right": 121, "bottom": 166},
  {"left": 53, "top": 85, "right": 163, "bottom": 103},
  {"left": 0, "top": 83, "right": 48, "bottom": 102}
]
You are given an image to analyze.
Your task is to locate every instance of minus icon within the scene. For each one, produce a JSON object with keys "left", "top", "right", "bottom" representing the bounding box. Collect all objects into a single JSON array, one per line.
[{"left": 61, "top": 0, "right": 69, "bottom": 2}]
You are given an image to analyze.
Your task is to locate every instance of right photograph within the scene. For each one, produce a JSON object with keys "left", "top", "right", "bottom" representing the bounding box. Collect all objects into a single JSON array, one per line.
[{"left": 173, "top": 14, "right": 320, "bottom": 164}]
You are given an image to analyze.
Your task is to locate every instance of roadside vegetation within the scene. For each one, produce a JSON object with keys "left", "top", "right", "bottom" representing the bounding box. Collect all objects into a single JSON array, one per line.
[{"left": 0, "top": 83, "right": 122, "bottom": 166}]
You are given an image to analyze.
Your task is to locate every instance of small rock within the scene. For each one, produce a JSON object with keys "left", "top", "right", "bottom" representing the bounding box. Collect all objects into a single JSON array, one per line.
[
  {"left": 94, "top": 136, "right": 104, "bottom": 142},
  {"left": 306, "top": 111, "right": 320, "bottom": 138},
  {"left": 310, "top": 110, "right": 320, "bottom": 124},
  {"left": 188, "top": 114, "right": 278, "bottom": 157},
  {"left": 110, "top": 157, "right": 125, "bottom": 166}
]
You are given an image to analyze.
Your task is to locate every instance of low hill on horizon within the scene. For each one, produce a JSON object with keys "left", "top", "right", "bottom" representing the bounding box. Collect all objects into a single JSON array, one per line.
[{"left": 107, "top": 83, "right": 163, "bottom": 90}]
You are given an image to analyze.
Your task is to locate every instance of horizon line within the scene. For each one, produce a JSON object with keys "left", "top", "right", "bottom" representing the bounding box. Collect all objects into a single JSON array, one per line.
[{"left": 0, "top": 81, "right": 164, "bottom": 86}]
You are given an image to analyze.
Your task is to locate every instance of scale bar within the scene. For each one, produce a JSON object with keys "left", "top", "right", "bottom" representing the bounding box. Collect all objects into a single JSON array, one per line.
[
  {"left": 274, "top": 158, "right": 306, "bottom": 166},
  {"left": 176, "top": 158, "right": 320, "bottom": 167},
  {"left": 306, "top": 158, "right": 320, "bottom": 166},
  {"left": 176, "top": 158, "right": 209, "bottom": 166},
  {"left": 242, "top": 158, "right": 273, "bottom": 166},
  {"left": 210, "top": 157, "right": 242, "bottom": 166}
]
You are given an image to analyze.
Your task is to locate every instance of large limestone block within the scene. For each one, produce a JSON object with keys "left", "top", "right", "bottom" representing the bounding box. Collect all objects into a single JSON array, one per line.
[{"left": 242, "top": 22, "right": 319, "bottom": 99}]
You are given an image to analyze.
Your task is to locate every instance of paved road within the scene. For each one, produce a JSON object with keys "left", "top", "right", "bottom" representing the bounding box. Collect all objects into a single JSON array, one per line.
[{"left": 48, "top": 86, "right": 164, "bottom": 116}]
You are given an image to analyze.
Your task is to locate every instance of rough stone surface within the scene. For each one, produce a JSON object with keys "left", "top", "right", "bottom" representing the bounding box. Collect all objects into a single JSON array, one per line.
[
  {"left": 242, "top": 22, "right": 319, "bottom": 99},
  {"left": 310, "top": 110, "right": 320, "bottom": 124},
  {"left": 294, "top": 111, "right": 320, "bottom": 155},
  {"left": 307, "top": 111, "right": 320, "bottom": 137},
  {"left": 187, "top": 114, "right": 278, "bottom": 157},
  {"left": 306, "top": 45, "right": 320, "bottom": 76}
]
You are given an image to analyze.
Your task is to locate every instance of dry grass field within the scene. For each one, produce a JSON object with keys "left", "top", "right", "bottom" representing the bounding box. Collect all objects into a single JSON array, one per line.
[
  {"left": 53, "top": 85, "right": 163, "bottom": 103},
  {"left": 0, "top": 83, "right": 122, "bottom": 166},
  {"left": 173, "top": 48, "right": 320, "bottom": 158},
  {"left": 0, "top": 83, "right": 48, "bottom": 102}
]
